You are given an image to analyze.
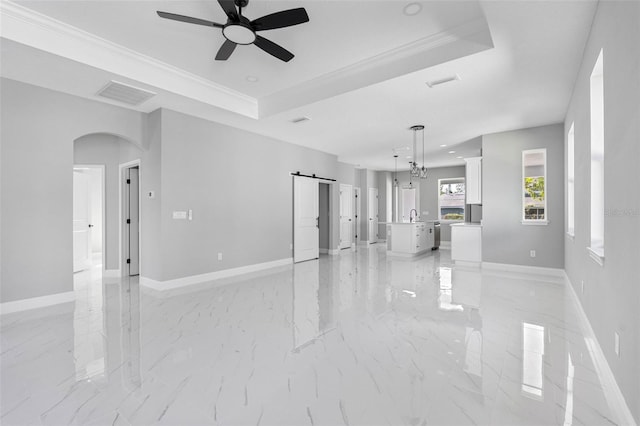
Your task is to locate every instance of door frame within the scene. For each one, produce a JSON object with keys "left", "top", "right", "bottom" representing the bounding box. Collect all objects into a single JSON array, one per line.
[
  {"left": 119, "top": 159, "right": 142, "bottom": 277},
  {"left": 73, "top": 164, "right": 106, "bottom": 273},
  {"left": 354, "top": 187, "right": 361, "bottom": 246},
  {"left": 368, "top": 187, "right": 379, "bottom": 244},
  {"left": 339, "top": 183, "right": 353, "bottom": 249}
]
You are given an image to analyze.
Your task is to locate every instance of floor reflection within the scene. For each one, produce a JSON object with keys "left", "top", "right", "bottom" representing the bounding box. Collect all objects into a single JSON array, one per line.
[{"left": 1, "top": 246, "right": 625, "bottom": 426}]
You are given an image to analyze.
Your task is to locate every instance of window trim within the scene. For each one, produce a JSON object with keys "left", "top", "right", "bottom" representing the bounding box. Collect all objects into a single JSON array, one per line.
[
  {"left": 522, "top": 148, "right": 548, "bottom": 225},
  {"left": 438, "top": 177, "right": 465, "bottom": 222}
]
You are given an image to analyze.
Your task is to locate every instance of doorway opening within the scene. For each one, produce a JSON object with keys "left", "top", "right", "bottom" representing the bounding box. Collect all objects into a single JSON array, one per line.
[
  {"left": 120, "top": 161, "right": 140, "bottom": 277},
  {"left": 73, "top": 165, "right": 105, "bottom": 274},
  {"left": 319, "top": 182, "right": 330, "bottom": 254}
]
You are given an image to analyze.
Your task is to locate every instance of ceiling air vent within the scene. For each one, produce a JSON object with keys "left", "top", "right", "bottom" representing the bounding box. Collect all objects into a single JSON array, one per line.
[
  {"left": 291, "top": 116, "right": 311, "bottom": 124},
  {"left": 96, "top": 81, "right": 156, "bottom": 106}
]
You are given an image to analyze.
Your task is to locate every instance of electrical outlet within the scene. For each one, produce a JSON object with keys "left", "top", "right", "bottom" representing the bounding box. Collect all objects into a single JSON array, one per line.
[
  {"left": 614, "top": 332, "right": 620, "bottom": 357},
  {"left": 530, "top": 250, "right": 536, "bottom": 258},
  {"left": 217, "top": 253, "right": 223, "bottom": 261},
  {"left": 581, "top": 280, "right": 584, "bottom": 294}
]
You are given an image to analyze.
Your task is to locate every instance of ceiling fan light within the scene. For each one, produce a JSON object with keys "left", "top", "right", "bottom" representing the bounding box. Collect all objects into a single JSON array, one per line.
[{"left": 222, "top": 23, "right": 256, "bottom": 45}]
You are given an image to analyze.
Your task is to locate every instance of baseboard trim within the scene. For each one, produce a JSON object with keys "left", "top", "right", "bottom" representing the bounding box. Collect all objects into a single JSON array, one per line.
[
  {"left": 328, "top": 249, "right": 340, "bottom": 255},
  {"left": 140, "top": 258, "right": 293, "bottom": 291},
  {"left": 439, "top": 241, "right": 451, "bottom": 249},
  {"left": 1, "top": 291, "right": 75, "bottom": 315},
  {"left": 319, "top": 248, "right": 329, "bottom": 254},
  {"left": 564, "top": 273, "right": 637, "bottom": 426},
  {"left": 103, "top": 269, "right": 121, "bottom": 278},
  {"left": 482, "top": 262, "right": 565, "bottom": 277}
]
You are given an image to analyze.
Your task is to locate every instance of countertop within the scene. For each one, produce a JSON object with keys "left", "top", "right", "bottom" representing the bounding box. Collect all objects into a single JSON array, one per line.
[{"left": 450, "top": 222, "right": 483, "bottom": 227}]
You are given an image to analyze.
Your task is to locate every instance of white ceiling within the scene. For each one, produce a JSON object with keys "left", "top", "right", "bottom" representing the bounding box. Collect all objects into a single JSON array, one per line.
[{"left": 1, "top": 0, "right": 597, "bottom": 171}]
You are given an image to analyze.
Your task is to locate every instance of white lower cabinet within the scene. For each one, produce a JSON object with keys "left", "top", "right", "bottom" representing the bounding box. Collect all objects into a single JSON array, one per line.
[
  {"left": 387, "top": 222, "right": 434, "bottom": 256},
  {"left": 451, "top": 223, "right": 482, "bottom": 263}
]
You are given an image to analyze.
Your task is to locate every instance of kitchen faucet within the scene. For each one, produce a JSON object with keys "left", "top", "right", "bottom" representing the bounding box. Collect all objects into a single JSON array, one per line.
[{"left": 409, "top": 209, "right": 418, "bottom": 223}]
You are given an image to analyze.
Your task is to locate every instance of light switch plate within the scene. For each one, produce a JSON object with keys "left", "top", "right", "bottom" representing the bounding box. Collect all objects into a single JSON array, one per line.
[{"left": 172, "top": 211, "right": 187, "bottom": 219}]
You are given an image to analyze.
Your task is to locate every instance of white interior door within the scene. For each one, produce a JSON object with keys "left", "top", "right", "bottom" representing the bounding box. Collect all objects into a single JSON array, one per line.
[
  {"left": 368, "top": 187, "right": 378, "bottom": 244},
  {"left": 73, "top": 171, "right": 92, "bottom": 272},
  {"left": 339, "top": 184, "right": 353, "bottom": 249},
  {"left": 126, "top": 167, "right": 140, "bottom": 276},
  {"left": 294, "top": 176, "right": 319, "bottom": 263}
]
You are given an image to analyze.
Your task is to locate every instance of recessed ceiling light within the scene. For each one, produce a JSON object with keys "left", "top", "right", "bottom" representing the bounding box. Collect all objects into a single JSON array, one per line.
[
  {"left": 406, "top": 155, "right": 412, "bottom": 159},
  {"left": 426, "top": 74, "right": 461, "bottom": 88},
  {"left": 448, "top": 151, "right": 456, "bottom": 154},
  {"left": 246, "top": 75, "right": 259, "bottom": 83},
  {"left": 403, "top": 2, "right": 422, "bottom": 16},
  {"left": 440, "top": 144, "right": 447, "bottom": 147},
  {"left": 456, "top": 156, "right": 463, "bottom": 159}
]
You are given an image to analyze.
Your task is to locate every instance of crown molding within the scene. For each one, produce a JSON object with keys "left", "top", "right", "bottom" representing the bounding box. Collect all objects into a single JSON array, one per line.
[{"left": 0, "top": 1, "right": 259, "bottom": 118}]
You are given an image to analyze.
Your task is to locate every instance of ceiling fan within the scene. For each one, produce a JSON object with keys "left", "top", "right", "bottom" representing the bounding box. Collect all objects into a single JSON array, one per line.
[{"left": 157, "top": 0, "right": 309, "bottom": 62}]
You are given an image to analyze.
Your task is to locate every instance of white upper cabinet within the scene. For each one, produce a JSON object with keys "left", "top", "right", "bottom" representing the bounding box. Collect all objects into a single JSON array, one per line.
[{"left": 465, "top": 157, "right": 482, "bottom": 205}]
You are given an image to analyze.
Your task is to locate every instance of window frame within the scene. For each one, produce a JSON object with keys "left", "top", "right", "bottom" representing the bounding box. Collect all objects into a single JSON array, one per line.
[
  {"left": 522, "top": 148, "right": 548, "bottom": 225},
  {"left": 437, "top": 177, "right": 466, "bottom": 222}
]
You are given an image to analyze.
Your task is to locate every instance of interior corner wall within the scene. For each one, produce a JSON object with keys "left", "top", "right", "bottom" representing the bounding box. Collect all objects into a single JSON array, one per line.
[
  {"left": 563, "top": 1, "right": 640, "bottom": 421},
  {"left": 0, "top": 78, "right": 145, "bottom": 303},
  {"left": 376, "top": 171, "right": 392, "bottom": 239},
  {"left": 156, "top": 109, "right": 341, "bottom": 281},
  {"left": 482, "top": 124, "right": 564, "bottom": 268}
]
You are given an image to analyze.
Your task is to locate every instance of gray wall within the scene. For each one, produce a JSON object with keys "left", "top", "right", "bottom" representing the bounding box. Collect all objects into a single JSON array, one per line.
[
  {"left": 0, "top": 78, "right": 145, "bottom": 303},
  {"left": 564, "top": 1, "right": 640, "bottom": 421},
  {"left": 376, "top": 171, "right": 392, "bottom": 239},
  {"left": 482, "top": 124, "right": 564, "bottom": 268},
  {"left": 418, "top": 165, "right": 466, "bottom": 241},
  {"left": 74, "top": 134, "right": 142, "bottom": 271},
  {"left": 0, "top": 80, "right": 355, "bottom": 301},
  {"left": 153, "top": 108, "right": 343, "bottom": 281}
]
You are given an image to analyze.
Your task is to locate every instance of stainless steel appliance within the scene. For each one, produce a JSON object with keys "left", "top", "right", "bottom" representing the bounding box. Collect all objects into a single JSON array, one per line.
[{"left": 432, "top": 221, "right": 441, "bottom": 250}]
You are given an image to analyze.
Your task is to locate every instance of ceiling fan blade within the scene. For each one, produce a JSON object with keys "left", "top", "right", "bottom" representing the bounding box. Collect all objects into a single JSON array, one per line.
[
  {"left": 215, "top": 40, "right": 238, "bottom": 60},
  {"left": 157, "top": 11, "right": 224, "bottom": 28},
  {"left": 251, "top": 8, "right": 309, "bottom": 31},
  {"left": 254, "top": 35, "right": 294, "bottom": 62},
  {"left": 217, "top": 0, "right": 238, "bottom": 20}
]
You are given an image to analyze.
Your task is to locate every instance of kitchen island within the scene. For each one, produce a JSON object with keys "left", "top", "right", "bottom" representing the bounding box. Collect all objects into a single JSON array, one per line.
[{"left": 386, "top": 222, "right": 435, "bottom": 257}]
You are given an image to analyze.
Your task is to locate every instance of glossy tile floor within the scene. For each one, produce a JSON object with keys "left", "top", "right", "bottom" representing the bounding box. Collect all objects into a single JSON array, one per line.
[{"left": 1, "top": 247, "right": 624, "bottom": 425}]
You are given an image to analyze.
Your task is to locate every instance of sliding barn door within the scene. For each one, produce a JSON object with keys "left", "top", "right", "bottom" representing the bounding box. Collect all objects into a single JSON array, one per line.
[{"left": 294, "top": 176, "right": 319, "bottom": 263}]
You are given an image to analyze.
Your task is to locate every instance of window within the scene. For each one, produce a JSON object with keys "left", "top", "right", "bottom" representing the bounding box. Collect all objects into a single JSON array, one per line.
[
  {"left": 589, "top": 49, "right": 604, "bottom": 262},
  {"left": 522, "top": 149, "right": 547, "bottom": 223},
  {"left": 567, "top": 123, "right": 575, "bottom": 236},
  {"left": 438, "top": 178, "right": 465, "bottom": 221}
]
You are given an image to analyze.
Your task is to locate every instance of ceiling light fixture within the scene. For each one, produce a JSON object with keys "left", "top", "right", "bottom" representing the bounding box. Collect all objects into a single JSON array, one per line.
[
  {"left": 403, "top": 2, "right": 422, "bottom": 16},
  {"left": 246, "top": 75, "right": 259, "bottom": 82},
  {"left": 426, "top": 74, "right": 461, "bottom": 88},
  {"left": 448, "top": 150, "right": 456, "bottom": 154},
  {"left": 440, "top": 144, "right": 447, "bottom": 147},
  {"left": 409, "top": 125, "right": 428, "bottom": 179}
]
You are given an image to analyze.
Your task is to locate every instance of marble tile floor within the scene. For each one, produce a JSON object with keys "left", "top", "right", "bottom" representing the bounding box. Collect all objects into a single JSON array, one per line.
[{"left": 0, "top": 246, "right": 625, "bottom": 425}]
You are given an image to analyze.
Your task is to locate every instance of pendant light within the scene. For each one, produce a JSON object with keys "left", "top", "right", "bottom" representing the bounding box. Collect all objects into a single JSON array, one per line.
[
  {"left": 410, "top": 125, "right": 421, "bottom": 178},
  {"left": 393, "top": 154, "right": 399, "bottom": 187},
  {"left": 410, "top": 125, "right": 428, "bottom": 179}
]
